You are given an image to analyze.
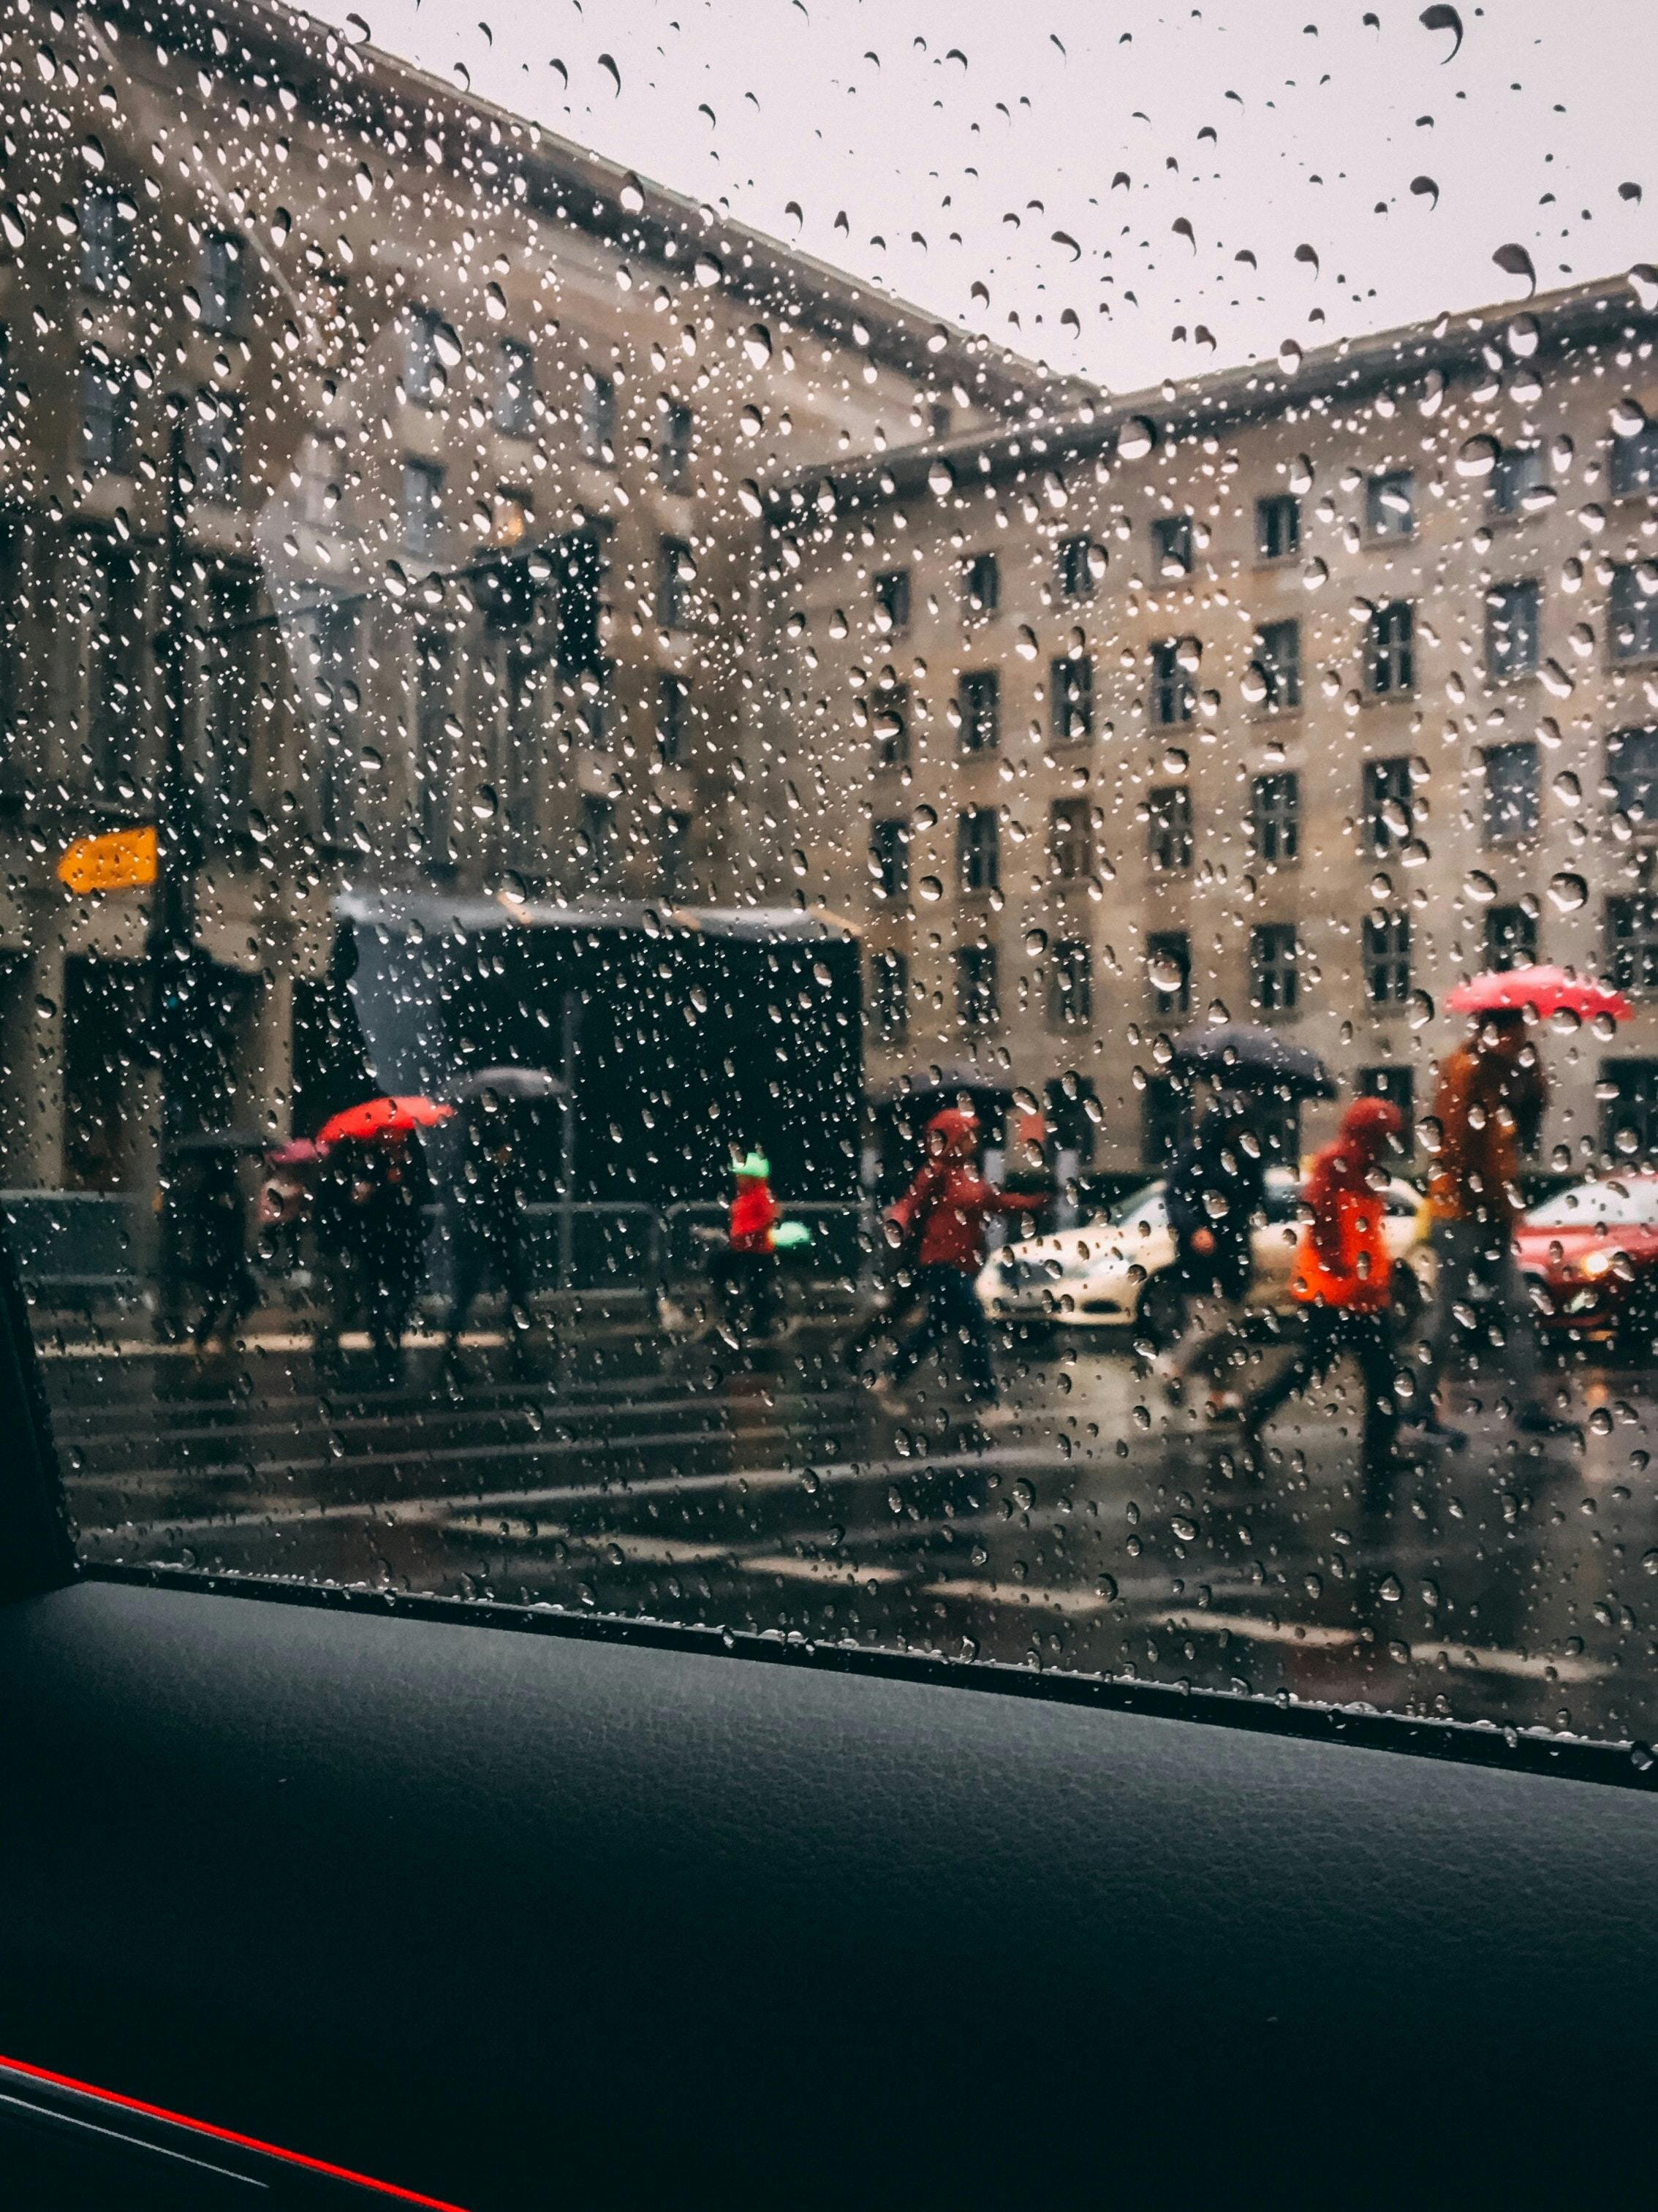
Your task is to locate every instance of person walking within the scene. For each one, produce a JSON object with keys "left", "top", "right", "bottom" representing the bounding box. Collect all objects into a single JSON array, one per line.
[
  {"left": 1420, "top": 1008, "right": 1564, "bottom": 1437},
  {"left": 444, "top": 1099, "right": 535, "bottom": 1371},
  {"left": 1242, "top": 1097, "right": 1415, "bottom": 1488},
  {"left": 1154, "top": 1088, "right": 1268, "bottom": 1419},
  {"left": 721, "top": 1149, "right": 781, "bottom": 1341},
  {"left": 885, "top": 1107, "right": 1043, "bottom": 1406},
  {"left": 187, "top": 1149, "right": 259, "bottom": 1355},
  {"left": 359, "top": 1132, "right": 434, "bottom": 1382}
]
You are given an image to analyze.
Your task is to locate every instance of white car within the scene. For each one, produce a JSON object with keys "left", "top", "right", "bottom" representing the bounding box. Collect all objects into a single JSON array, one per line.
[{"left": 976, "top": 1169, "right": 1433, "bottom": 1339}]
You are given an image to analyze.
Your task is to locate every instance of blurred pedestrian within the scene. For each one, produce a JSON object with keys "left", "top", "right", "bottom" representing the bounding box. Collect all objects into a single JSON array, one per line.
[
  {"left": 360, "top": 1132, "right": 434, "bottom": 1380},
  {"left": 1154, "top": 1087, "right": 1268, "bottom": 1420},
  {"left": 720, "top": 1148, "right": 780, "bottom": 1340},
  {"left": 444, "top": 1096, "right": 535, "bottom": 1371},
  {"left": 188, "top": 1149, "right": 259, "bottom": 1355},
  {"left": 311, "top": 1137, "right": 366, "bottom": 1370},
  {"left": 885, "top": 1107, "right": 1044, "bottom": 1407}
]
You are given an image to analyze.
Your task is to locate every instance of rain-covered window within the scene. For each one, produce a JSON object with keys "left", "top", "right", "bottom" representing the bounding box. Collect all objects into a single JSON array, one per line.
[
  {"left": 1485, "top": 580, "right": 1540, "bottom": 682},
  {"left": 1147, "top": 784, "right": 1193, "bottom": 873},
  {"left": 964, "top": 550, "right": 999, "bottom": 616},
  {"left": 1483, "top": 742, "right": 1540, "bottom": 846},
  {"left": 1610, "top": 564, "right": 1658, "bottom": 662},
  {"left": 1150, "top": 639, "right": 1193, "bottom": 726},
  {"left": 957, "top": 670, "right": 999, "bottom": 754},
  {"left": 1254, "top": 620, "right": 1302, "bottom": 712},
  {"left": 1365, "top": 468, "right": 1416, "bottom": 541},
  {"left": 1367, "top": 601, "right": 1415, "bottom": 694},
  {"left": 1252, "top": 772, "right": 1300, "bottom": 866},
  {"left": 1151, "top": 512, "right": 1194, "bottom": 577},
  {"left": 1255, "top": 493, "right": 1301, "bottom": 562},
  {"left": 1488, "top": 443, "right": 1545, "bottom": 518},
  {"left": 1051, "top": 654, "right": 1093, "bottom": 743},
  {"left": 956, "top": 806, "right": 999, "bottom": 895},
  {"left": 1250, "top": 922, "right": 1299, "bottom": 1012}
]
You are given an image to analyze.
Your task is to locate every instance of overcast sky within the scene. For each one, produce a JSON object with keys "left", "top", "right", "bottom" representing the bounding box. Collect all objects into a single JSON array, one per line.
[{"left": 304, "top": 0, "right": 1656, "bottom": 393}]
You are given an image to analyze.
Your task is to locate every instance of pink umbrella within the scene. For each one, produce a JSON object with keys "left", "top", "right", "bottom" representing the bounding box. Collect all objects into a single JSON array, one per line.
[
  {"left": 265, "top": 1139, "right": 322, "bottom": 1170},
  {"left": 1446, "top": 966, "right": 1633, "bottom": 1024}
]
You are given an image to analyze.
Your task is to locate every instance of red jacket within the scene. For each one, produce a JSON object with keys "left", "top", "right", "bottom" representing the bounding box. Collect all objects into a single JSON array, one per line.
[
  {"left": 891, "top": 1160, "right": 1037, "bottom": 1274},
  {"left": 729, "top": 1179, "right": 779, "bottom": 1253},
  {"left": 1290, "top": 1096, "right": 1404, "bottom": 1313}
]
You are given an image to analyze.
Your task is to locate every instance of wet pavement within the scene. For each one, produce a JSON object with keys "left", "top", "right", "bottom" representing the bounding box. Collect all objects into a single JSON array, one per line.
[{"left": 36, "top": 1302, "right": 1658, "bottom": 1746}]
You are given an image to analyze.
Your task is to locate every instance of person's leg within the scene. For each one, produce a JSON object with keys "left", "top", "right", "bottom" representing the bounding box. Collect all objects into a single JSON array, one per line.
[
  {"left": 1424, "top": 1219, "right": 1481, "bottom": 1398},
  {"left": 1161, "top": 1292, "right": 1219, "bottom": 1386},
  {"left": 446, "top": 1236, "right": 484, "bottom": 1349},
  {"left": 1242, "top": 1311, "right": 1323, "bottom": 1436},
  {"left": 940, "top": 1268, "right": 996, "bottom": 1401},
  {"left": 890, "top": 1268, "right": 947, "bottom": 1384}
]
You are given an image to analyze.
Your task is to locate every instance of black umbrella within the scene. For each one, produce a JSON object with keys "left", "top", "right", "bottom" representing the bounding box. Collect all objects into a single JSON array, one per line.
[
  {"left": 449, "top": 1067, "right": 568, "bottom": 1103},
  {"left": 868, "top": 1064, "right": 1015, "bottom": 1106},
  {"left": 1170, "top": 1023, "right": 1335, "bottom": 1099}
]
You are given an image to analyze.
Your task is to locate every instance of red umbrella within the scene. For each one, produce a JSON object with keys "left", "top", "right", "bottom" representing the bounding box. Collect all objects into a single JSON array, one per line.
[
  {"left": 317, "top": 1096, "right": 455, "bottom": 1147},
  {"left": 1446, "top": 966, "right": 1633, "bottom": 1024}
]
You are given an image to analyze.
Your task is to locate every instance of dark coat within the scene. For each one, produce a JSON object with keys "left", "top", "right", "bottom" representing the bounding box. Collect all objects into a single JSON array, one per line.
[{"left": 1165, "top": 1105, "right": 1267, "bottom": 1299}]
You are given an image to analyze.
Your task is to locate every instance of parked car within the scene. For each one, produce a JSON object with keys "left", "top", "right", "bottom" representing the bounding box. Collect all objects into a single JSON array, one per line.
[
  {"left": 977, "top": 1167, "right": 1431, "bottom": 1341},
  {"left": 1515, "top": 1172, "right": 1658, "bottom": 1354}
]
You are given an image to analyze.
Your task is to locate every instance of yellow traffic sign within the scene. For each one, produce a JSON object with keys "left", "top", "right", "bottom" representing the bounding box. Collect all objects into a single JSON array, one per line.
[{"left": 57, "top": 825, "right": 159, "bottom": 895}]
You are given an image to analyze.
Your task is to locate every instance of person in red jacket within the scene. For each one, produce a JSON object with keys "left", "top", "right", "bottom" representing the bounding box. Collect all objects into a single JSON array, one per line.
[
  {"left": 885, "top": 1107, "right": 1042, "bottom": 1405},
  {"left": 1241, "top": 1096, "right": 1424, "bottom": 1478},
  {"left": 722, "top": 1148, "right": 781, "bottom": 1338}
]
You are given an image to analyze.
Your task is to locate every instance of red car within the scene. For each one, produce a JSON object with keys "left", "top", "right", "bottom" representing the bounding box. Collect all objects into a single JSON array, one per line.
[{"left": 1515, "top": 1173, "right": 1658, "bottom": 1354}]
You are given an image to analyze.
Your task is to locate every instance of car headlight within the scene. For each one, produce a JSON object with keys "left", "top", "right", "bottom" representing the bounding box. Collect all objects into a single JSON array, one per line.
[{"left": 1581, "top": 1249, "right": 1616, "bottom": 1278}]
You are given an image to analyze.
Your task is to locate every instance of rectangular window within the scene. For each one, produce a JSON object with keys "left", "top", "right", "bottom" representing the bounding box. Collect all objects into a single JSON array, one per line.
[
  {"left": 1608, "top": 896, "right": 1658, "bottom": 995},
  {"left": 1366, "top": 469, "right": 1415, "bottom": 540},
  {"left": 581, "top": 371, "right": 616, "bottom": 463},
  {"left": 404, "top": 306, "right": 444, "bottom": 405},
  {"left": 401, "top": 456, "right": 444, "bottom": 558},
  {"left": 957, "top": 669, "right": 999, "bottom": 754},
  {"left": 659, "top": 809, "right": 692, "bottom": 897},
  {"left": 495, "top": 338, "right": 534, "bottom": 436},
  {"left": 871, "top": 682, "right": 909, "bottom": 770},
  {"left": 1610, "top": 564, "right": 1658, "bottom": 662},
  {"left": 955, "top": 943, "right": 999, "bottom": 1031},
  {"left": 871, "top": 817, "right": 909, "bottom": 902},
  {"left": 874, "top": 568, "right": 910, "bottom": 633},
  {"left": 1358, "top": 1064, "right": 1415, "bottom": 1137},
  {"left": 555, "top": 527, "right": 602, "bottom": 675},
  {"left": 1147, "top": 931, "right": 1192, "bottom": 1016},
  {"left": 1485, "top": 903, "right": 1537, "bottom": 971},
  {"left": 1057, "top": 534, "right": 1096, "bottom": 599},
  {"left": 1254, "top": 618, "right": 1302, "bottom": 711},
  {"left": 1052, "top": 655, "right": 1094, "bottom": 743},
  {"left": 1489, "top": 444, "right": 1544, "bottom": 518},
  {"left": 1252, "top": 771, "right": 1300, "bottom": 864},
  {"left": 1483, "top": 741, "right": 1540, "bottom": 846},
  {"left": 659, "top": 536, "right": 692, "bottom": 630},
  {"left": 1601, "top": 1059, "right": 1658, "bottom": 1161},
  {"left": 200, "top": 231, "right": 243, "bottom": 336},
  {"left": 80, "top": 353, "right": 132, "bottom": 473},
  {"left": 189, "top": 387, "right": 242, "bottom": 503},
  {"left": 1049, "top": 940, "right": 1093, "bottom": 1030},
  {"left": 1610, "top": 424, "right": 1658, "bottom": 500},
  {"left": 79, "top": 187, "right": 128, "bottom": 293},
  {"left": 1363, "top": 756, "right": 1414, "bottom": 853},
  {"left": 1256, "top": 493, "right": 1301, "bottom": 561},
  {"left": 656, "top": 673, "right": 687, "bottom": 763},
  {"left": 1364, "top": 911, "right": 1412, "bottom": 1004},
  {"left": 659, "top": 403, "right": 693, "bottom": 493},
  {"left": 957, "top": 807, "right": 999, "bottom": 895},
  {"left": 965, "top": 551, "right": 999, "bottom": 614},
  {"left": 1152, "top": 513, "right": 1194, "bottom": 575},
  {"left": 580, "top": 792, "right": 616, "bottom": 883},
  {"left": 203, "top": 561, "right": 257, "bottom": 849},
  {"left": 872, "top": 950, "right": 909, "bottom": 1039},
  {"left": 1147, "top": 784, "right": 1193, "bottom": 874},
  {"left": 1151, "top": 638, "right": 1193, "bottom": 726},
  {"left": 1368, "top": 601, "right": 1415, "bottom": 694},
  {"left": 1607, "top": 727, "right": 1658, "bottom": 825},
  {"left": 414, "top": 631, "right": 452, "bottom": 866},
  {"left": 1048, "top": 798, "right": 1092, "bottom": 882},
  {"left": 1250, "top": 922, "right": 1299, "bottom": 1013},
  {"left": 1485, "top": 579, "right": 1540, "bottom": 681}
]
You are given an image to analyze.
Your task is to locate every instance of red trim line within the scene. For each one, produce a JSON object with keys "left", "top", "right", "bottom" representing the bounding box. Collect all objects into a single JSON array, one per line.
[{"left": 0, "top": 2053, "right": 468, "bottom": 2208}]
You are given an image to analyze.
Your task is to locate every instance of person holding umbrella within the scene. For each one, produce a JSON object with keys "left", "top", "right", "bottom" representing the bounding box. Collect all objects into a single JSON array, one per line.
[
  {"left": 313, "top": 1096, "right": 452, "bottom": 1379},
  {"left": 444, "top": 1085, "right": 539, "bottom": 1374},
  {"left": 1154, "top": 1086, "right": 1268, "bottom": 1417}
]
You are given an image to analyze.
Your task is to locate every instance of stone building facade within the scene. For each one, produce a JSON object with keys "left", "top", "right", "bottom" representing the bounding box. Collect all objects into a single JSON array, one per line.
[{"left": 752, "top": 278, "right": 1658, "bottom": 1179}]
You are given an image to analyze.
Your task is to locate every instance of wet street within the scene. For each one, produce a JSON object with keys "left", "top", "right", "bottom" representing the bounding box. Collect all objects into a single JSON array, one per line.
[{"left": 38, "top": 1305, "right": 1658, "bottom": 1745}]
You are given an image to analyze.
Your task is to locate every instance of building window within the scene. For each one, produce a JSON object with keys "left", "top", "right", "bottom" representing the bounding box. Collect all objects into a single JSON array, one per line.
[
  {"left": 1256, "top": 494, "right": 1301, "bottom": 561},
  {"left": 86, "top": 542, "right": 143, "bottom": 789},
  {"left": 1367, "top": 601, "right": 1415, "bottom": 694},
  {"left": 871, "top": 681, "right": 909, "bottom": 770},
  {"left": 1483, "top": 741, "right": 1539, "bottom": 847},
  {"left": 1485, "top": 904, "right": 1537, "bottom": 971},
  {"left": 1250, "top": 922, "right": 1299, "bottom": 1013},
  {"left": 414, "top": 631, "right": 452, "bottom": 866},
  {"left": 659, "top": 402, "right": 693, "bottom": 492},
  {"left": 1050, "top": 940, "right": 1093, "bottom": 1031},
  {"left": 404, "top": 306, "right": 445, "bottom": 405},
  {"left": 189, "top": 387, "right": 242, "bottom": 503},
  {"left": 955, "top": 943, "right": 999, "bottom": 1031},
  {"left": 555, "top": 527, "right": 602, "bottom": 675},
  {"left": 871, "top": 950, "right": 909, "bottom": 1039},
  {"left": 1057, "top": 534, "right": 1097, "bottom": 599},
  {"left": 957, "top": 807, "right": 999, "bottom": 895},
  {"left": 1608, "top": 896, "right": 1658, "bottom": 995},
  {"left": 199, "top": 231, "right": 243, "bottom": 336},
  {"left": 79, "top": 187, "right": 128, "bottom": 294},
  {"left": 1489, "top": 444, "right": 1544, "bottom": 518},
  {"left": 1151, "top": 513, "right": 1194, "bottom": 576},
  {"left": 581, "top": 370, "right": 616, "bottom": 463},
  {"left": 1610, "top": 564, "right": 1658, "bottom": 663},
  {"left": 964, "top": 551, "right": 999, "bottom": 615},
  {"left": 658, "top": 536, "right": 693, "bottom": 631},
  {"left": 580, "top": 793, "right": 617, "bottom": 884},
  {"left": 957, "top": 669, "right": 999, "bottom": 754},
  {"left": 1048, "top": 798, "right": 1093, "bottom": 882},
  {"left": 871, "top": 817, "right": 909, "bottom": 902},
  {"left": 1485, "top": 579, "right": 1540, "bottom": 682},
  {"left": 1252, "top": 771, "right": 1300, "bottom": 865},
  {"left": 659, "top": 809, "right": 692, "bottom": 896},
  {"left": 1363, "top": 756, "right": 1414, "bottom": 853},
  {"left": 401, "top": 457, "right": 444, "bottom": 558},
  {"left": 874, "top": 568, "right": 910, "bottom": 634},
  {"left": 656, "top": 673, "right": 687, "bottom": 763},
  {"left": 1601, "top": 1060, "right": 1658, "bottom": 1162},
  {"left": 1366, "top": 469, "right": 1415, "bottom": 540},
  {"left": 80, "top": 353, "right": 133, "bottom": 474},
  {"left": 1363, "top": 911, "right": 1412, "bottom": 1005},
  {"left": 1607, "top": 727, "right": 1658, "bottom": 825},
  {"left": 1151, "top": 638, "right": 1193, "bottom": 726},
  {"left": 1147, "top": 931, "right": 1192, "bottom": 1016},
  {"left": 495, "top": 338, "right": 534, "bottom": 436},
  {"left": 1254, "top": 618, "right": 1302, "bottom": 711},
  {"left": 1052, "top": 655, "right": 1094, "bottom": 743},
  {"left": 1610, "top": 423, "right": 1658, "bottom": 500},
  {"left": 1357, "top": 1065, "right": 1415, "bottom": 1140},
  {"left": 202, "top": 561, "right": 257, "bottom": 849},
  {"left": 1147, "top": 784, "right": 1193, "bottom": 874}
]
